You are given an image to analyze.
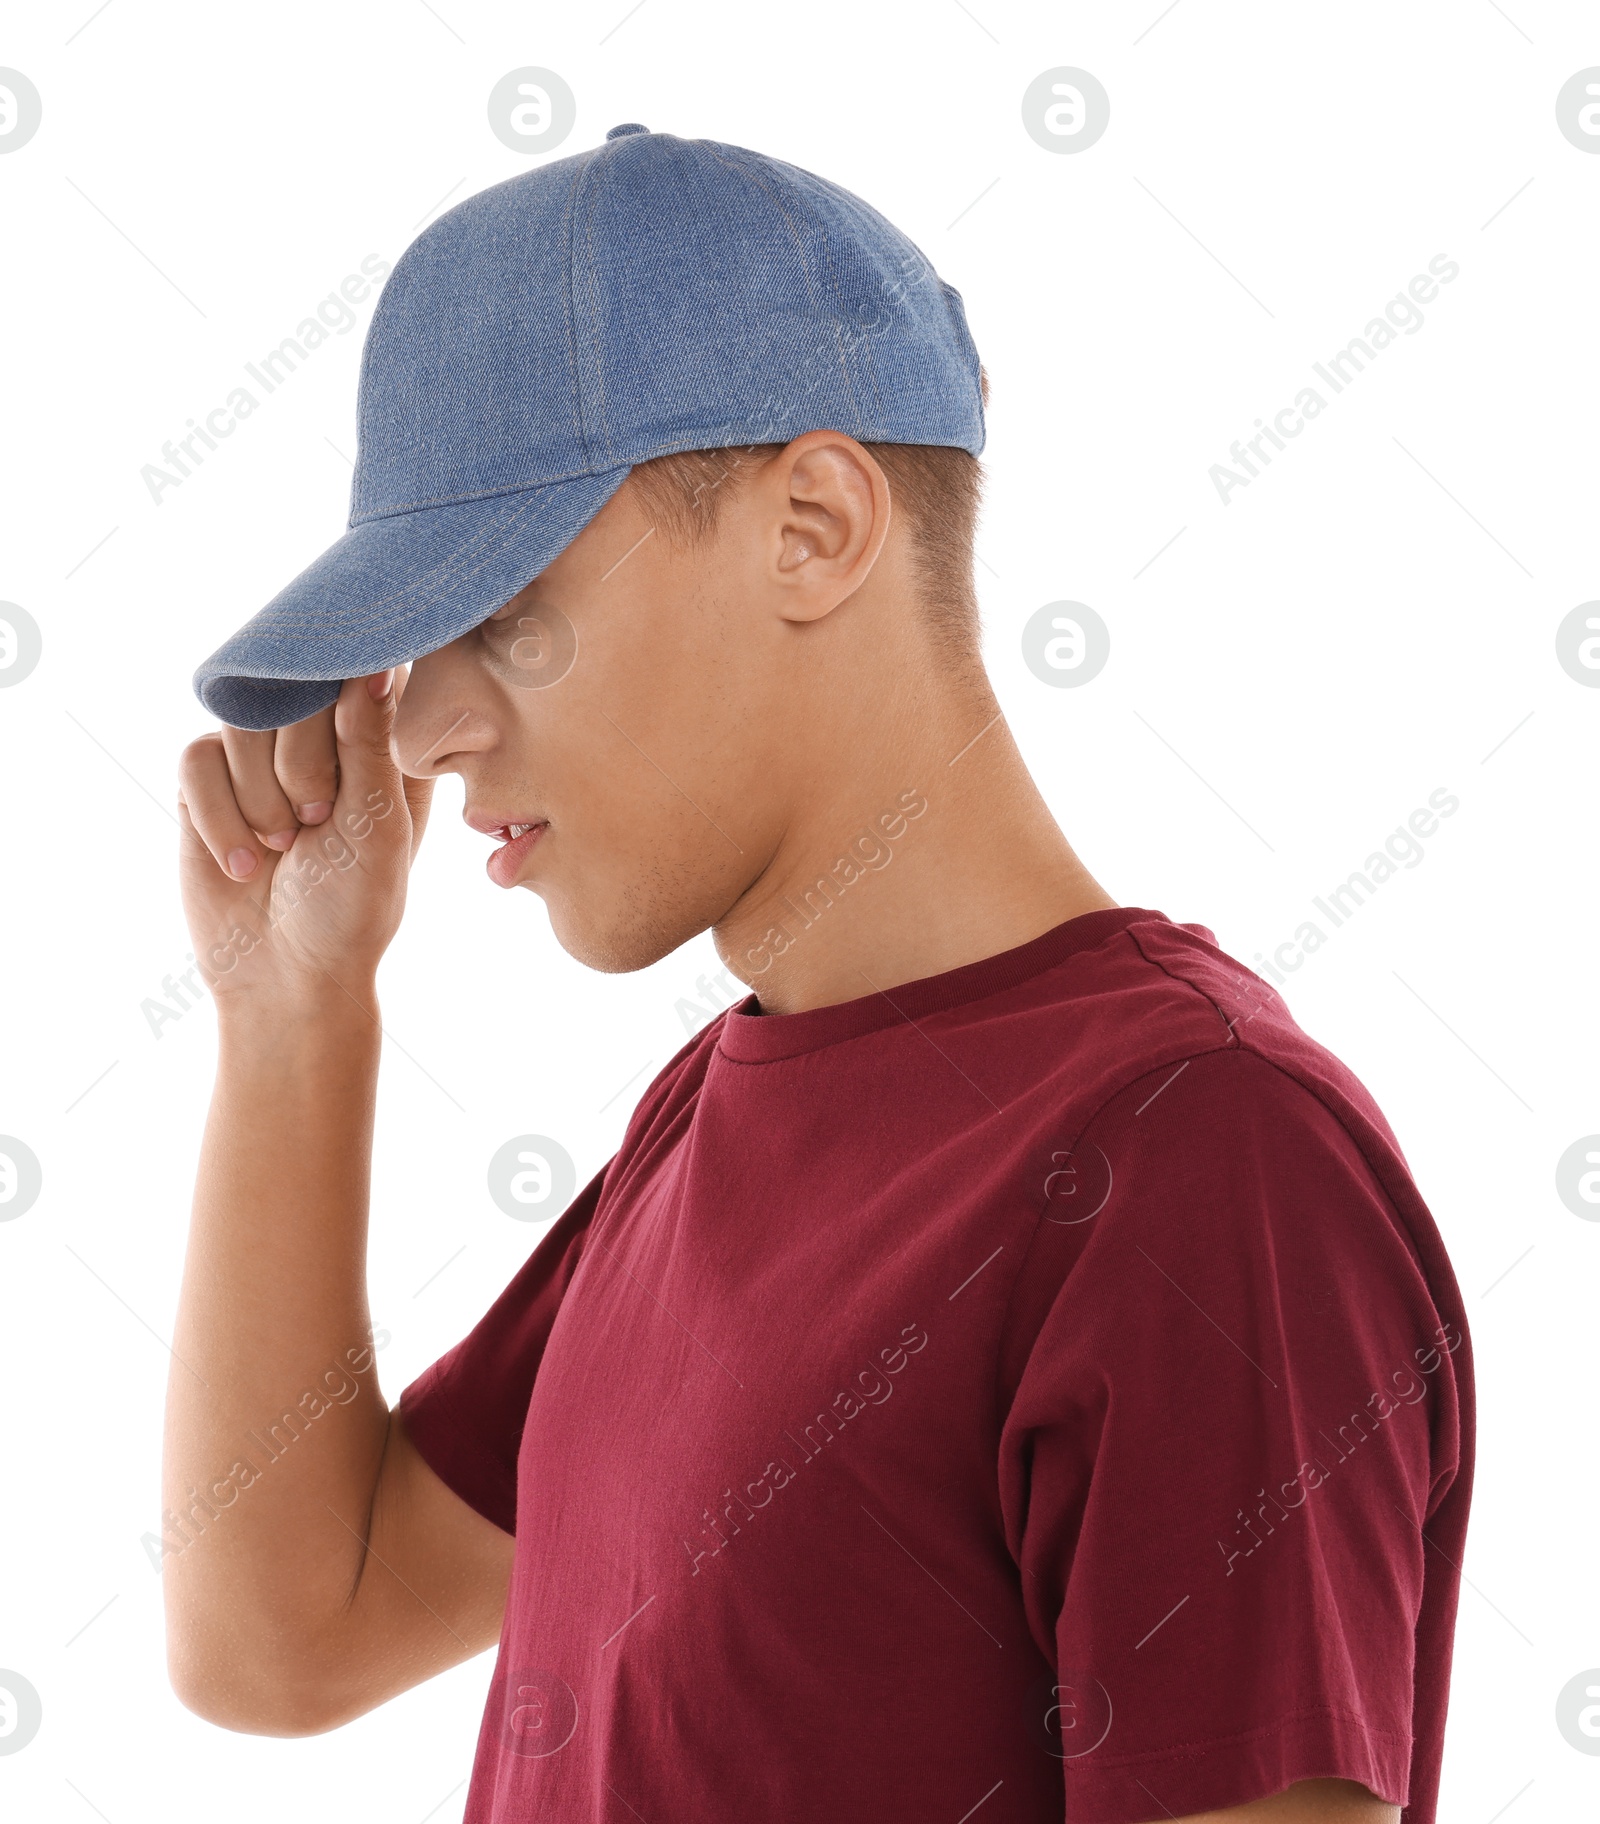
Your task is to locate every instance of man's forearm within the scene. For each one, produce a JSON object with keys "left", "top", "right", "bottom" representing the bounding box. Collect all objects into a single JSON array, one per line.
[{"left": 163, "top": 986, "right": 389, "bottom": 1723}]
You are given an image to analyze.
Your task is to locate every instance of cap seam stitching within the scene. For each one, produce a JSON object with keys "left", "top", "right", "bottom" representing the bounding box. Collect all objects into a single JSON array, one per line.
[
  {"left": 699, "top": 144, "right": 868, "bottom": 434},
  {"left": 813, "top": 182, "right": 892, "bottom": 428},
  {"left": 576, "top": 143, "right": 618, "bottom": 467},
  {"left": 787, "top": 168, "right": 879, "bottom": 431},
  {"left": 352, "top": 461, "right": 630, "bottom": 521},
  {"left": 568, "top": 143, "right": 609, "bottom": 467}
]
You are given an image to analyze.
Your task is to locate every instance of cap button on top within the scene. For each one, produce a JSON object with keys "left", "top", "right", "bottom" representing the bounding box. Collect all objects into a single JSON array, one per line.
[{"left": 606, "top": 122, "right": 649, "bottom": 139}]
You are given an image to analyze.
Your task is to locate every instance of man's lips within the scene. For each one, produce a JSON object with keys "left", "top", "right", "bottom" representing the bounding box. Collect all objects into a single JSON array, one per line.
[{"left": 465, "top": 810, "right": 550, "bottom": 887}]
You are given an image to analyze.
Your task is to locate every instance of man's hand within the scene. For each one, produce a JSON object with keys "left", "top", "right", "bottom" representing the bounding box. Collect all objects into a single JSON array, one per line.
[
  {"left": 1163, "top": 1776, "right": 1399, "bottom": 1822},
  {"left": 164, "top": 669, "right": 509, "bottom": 1735},
  {"left": 176, "top": 668, "right": 433, "bottom": 1000}
]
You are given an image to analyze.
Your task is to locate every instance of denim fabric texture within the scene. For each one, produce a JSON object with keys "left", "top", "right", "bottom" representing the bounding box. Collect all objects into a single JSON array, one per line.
[{"left": 193, "top": 122, "right": 986, "bottom": 731}]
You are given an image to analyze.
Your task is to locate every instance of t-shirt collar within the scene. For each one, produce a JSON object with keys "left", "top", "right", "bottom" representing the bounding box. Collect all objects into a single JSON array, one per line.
[{"left": 716, "top": 905, "right": 1170, "bottom": 1064}]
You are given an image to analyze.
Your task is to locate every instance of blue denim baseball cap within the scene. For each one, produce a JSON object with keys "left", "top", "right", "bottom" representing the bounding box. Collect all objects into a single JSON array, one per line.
[{"left": 192, "top": 123, "right": 986, "bottom": 731}]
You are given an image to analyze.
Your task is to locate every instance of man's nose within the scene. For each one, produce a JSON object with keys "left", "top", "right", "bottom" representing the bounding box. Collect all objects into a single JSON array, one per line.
[{"left": 394, "top": 667, "right": 472, "bottom": 776}]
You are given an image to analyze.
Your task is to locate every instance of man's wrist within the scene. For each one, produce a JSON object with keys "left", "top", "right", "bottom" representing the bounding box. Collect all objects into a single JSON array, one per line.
[{"left": 214, "top": 977, "right": 382, "bottom": 1046}]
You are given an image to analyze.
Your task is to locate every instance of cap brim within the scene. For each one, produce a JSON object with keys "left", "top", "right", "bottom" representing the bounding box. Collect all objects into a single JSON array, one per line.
[{"left": 193, "top": 467, "right": 630, "bottom": 730}]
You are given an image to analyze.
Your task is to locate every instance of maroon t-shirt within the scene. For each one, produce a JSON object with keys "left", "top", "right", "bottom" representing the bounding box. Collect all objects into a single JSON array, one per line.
[{"left": 401, "top": 907, "right": 1472, "bottom": 1823}]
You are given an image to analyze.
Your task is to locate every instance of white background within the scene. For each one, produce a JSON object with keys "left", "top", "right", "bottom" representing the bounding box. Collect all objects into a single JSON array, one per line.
[{"left": 1, "top": 2, "right": 1595, "bottom": 1819}]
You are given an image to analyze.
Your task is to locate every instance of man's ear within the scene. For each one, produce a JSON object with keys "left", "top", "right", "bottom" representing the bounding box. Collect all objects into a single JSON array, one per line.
[{"left": 760, "top": 431, "right": 892, "bottom": 624}]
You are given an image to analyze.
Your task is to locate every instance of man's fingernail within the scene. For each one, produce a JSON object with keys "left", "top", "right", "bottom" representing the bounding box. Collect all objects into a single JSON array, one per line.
[
  {"left": 227, "top": 847, "right": 258, "bottom": 879},
  {"left": 298, "top": 802, "right": 333, "bottom": 824},
  {"left": 264, "top": 830, "right": 297, "bottom": 851},
  {"left": 368, "top": 669, "right": 395, "bottom": 700}
]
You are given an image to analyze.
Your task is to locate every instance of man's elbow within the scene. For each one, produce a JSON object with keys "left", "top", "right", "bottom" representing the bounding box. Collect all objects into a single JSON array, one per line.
[{"left": 165, "top": 1633, "right": 357, "bottom": 1738}]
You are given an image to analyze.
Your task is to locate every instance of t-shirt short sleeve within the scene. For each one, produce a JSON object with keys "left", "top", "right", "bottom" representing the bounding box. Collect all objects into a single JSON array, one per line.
[
  {"left": 398, "top": 1164, "right": 605, "bottom": 1534},
  {"left": 997, "top": 1047, "right": 1465, "bottom": 1822}
]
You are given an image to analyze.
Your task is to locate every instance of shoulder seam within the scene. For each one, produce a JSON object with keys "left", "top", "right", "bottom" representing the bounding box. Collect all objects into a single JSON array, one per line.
[{"left": 1124, "top": 919, "right": 1264, "bottom": 1045}]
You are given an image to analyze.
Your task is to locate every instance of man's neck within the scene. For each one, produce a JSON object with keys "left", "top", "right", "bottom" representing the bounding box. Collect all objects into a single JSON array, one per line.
[{"left": 714, "top": 686, "right": 1117, "bottom": 1016}]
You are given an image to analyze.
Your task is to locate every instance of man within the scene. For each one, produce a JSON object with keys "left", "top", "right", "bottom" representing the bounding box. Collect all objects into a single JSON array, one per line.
[{"left": 170, "top": 125, "right": 1472, "bottom": 1823}]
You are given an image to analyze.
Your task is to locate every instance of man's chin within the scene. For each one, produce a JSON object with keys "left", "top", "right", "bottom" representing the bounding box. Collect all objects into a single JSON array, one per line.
[{"left": 541, "top": 895, "right": 703, "bottom": 978}]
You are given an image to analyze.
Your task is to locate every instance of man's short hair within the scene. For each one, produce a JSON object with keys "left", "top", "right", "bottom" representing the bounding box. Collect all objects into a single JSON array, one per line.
[{"left": 625, "top": 368, "right": 990, "bottom": 663}]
